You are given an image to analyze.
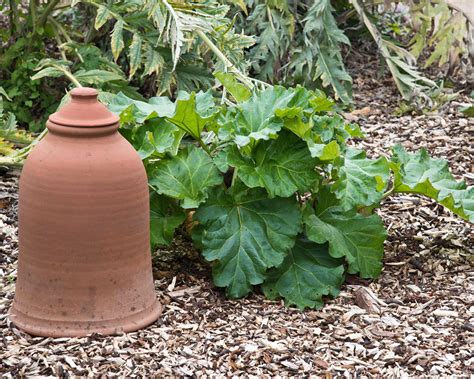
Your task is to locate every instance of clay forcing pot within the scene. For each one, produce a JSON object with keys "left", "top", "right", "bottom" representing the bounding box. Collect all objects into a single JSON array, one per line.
[{"left": 9, "top": 88, "right": 161, "bottom": 337}]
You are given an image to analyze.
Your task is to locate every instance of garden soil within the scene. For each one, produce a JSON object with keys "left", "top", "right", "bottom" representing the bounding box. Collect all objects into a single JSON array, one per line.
[{"left": 1, "top": 55, "right": 473, "bottom": 376}]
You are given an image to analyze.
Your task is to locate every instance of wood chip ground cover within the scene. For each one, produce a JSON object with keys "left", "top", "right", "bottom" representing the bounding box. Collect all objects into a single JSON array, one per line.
[{"left": 1, "top": 60, "right": 473, "bottom": 376}]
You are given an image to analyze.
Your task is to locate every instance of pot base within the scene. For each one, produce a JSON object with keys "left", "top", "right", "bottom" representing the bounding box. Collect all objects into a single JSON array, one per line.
[{"left": 9, "top": 300, "right": 162, "bottom": 337}]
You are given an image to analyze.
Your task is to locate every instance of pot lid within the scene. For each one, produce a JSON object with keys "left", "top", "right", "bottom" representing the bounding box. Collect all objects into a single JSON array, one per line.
[{"left": 49, "top": 87, "right": 119, "bottom": 127}]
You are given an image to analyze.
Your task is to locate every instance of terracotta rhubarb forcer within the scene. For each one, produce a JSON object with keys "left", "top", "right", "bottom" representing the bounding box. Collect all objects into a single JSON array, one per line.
[{"left": 9, "top": 87, "right": 161, "bottom": 337}]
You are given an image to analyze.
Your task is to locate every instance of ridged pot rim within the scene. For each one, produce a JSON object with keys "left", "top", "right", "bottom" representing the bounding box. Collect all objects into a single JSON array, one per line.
[{"left": 46, "top": 120, "right": 119, "bottom": 137}]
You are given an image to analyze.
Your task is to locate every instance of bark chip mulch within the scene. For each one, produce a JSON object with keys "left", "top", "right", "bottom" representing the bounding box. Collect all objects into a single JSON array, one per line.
[{"left": 1, "top": 65, "right": 473, "bottom": 376}]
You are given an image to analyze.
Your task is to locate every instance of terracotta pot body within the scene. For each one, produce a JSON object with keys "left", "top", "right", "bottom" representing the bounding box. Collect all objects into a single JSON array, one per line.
[{"left": 9, "top": 88, "right": 161, "bottom": 337}]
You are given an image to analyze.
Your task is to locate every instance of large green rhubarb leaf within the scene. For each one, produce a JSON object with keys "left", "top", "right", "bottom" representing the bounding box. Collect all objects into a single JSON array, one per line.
[
  {"left": 332, "top": 148, "right": 390, "bottom": 210},
  {"left": 109, "top": 92, "right": 175, "bottom": 123},
  {"left": 312, "top": 115, "right": 362, "bottom": 143},
  {"left": 282, "top": 113, "right": 358, "bottom": 161},
  {"left": 219, "top": 86, "right": 313, "bottom": 148},
  {"left": 109, "top": 90, "right": 218, "bottom": 139},
  {"left": 150, "top": 192, "right": 186, "bottom": 247},
  {"left": 304, "top": 188, "right": 387, "bottom": 278},
  {"left": 126, "top": 119, "right": 185, "bottom": 159},
  {"left": 167, "top": 91, "right": 217, "bottom": 140},
  {"left": 195, "top": 184, "right": 301, "bottom": 298},
  {"left": 391, "top": 145, "right": 474, "bottom": 222},
  {"left": 227, "top": 130, "right": 320, "bottom": 197},
  {"left": 149, "top": 146, "right": 222, "bottom": 209},
  {"left": 262, "top": 236, "right": 345, "bottom": 309},
  {"left": 307, "top": 140, "right": 340, "bottom": 161}
]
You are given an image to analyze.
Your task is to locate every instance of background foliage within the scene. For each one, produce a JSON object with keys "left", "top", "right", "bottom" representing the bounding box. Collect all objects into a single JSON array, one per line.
[{"left": 1, "top": 0, "right": 472, "bottom": 135}]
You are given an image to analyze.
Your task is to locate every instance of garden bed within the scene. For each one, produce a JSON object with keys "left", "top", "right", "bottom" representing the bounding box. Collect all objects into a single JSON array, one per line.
[{"left": 1, "top": 63, "right": 472, "bottom": 376}]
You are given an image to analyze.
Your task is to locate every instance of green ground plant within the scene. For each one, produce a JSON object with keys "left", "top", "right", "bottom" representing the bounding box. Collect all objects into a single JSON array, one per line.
[{"left": 108, "top": 76, "right": 473, "bottom": 309}]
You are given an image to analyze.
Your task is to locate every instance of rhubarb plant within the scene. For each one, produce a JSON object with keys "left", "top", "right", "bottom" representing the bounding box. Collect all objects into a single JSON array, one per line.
[{"left": 109, "top": 80, "right": 473, "bottom": 309}]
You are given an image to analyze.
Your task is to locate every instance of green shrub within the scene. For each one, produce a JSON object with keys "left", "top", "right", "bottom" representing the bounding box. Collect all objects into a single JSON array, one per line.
[{"left": 108, "top": 77, "right": 473, "bottom": 309}]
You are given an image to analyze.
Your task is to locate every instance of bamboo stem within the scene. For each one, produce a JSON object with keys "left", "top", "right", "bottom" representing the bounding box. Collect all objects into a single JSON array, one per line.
[
  {"left": 9, "top": 0, "right": 19, "bottom": 36},
  {"left": 30, "top": 0, "right": 38, "bottom": 34},
  {"left": 38, "top": 0, "right": 61, "bottom": 29}
]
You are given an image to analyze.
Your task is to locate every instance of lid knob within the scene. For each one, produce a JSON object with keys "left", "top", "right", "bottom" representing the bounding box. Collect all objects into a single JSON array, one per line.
[
  {"left": 70, "top": 87, "right": 99, "bottom": 102},
  {"left": 48, "top": 87, "right": 119, "bottom": 128}
]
